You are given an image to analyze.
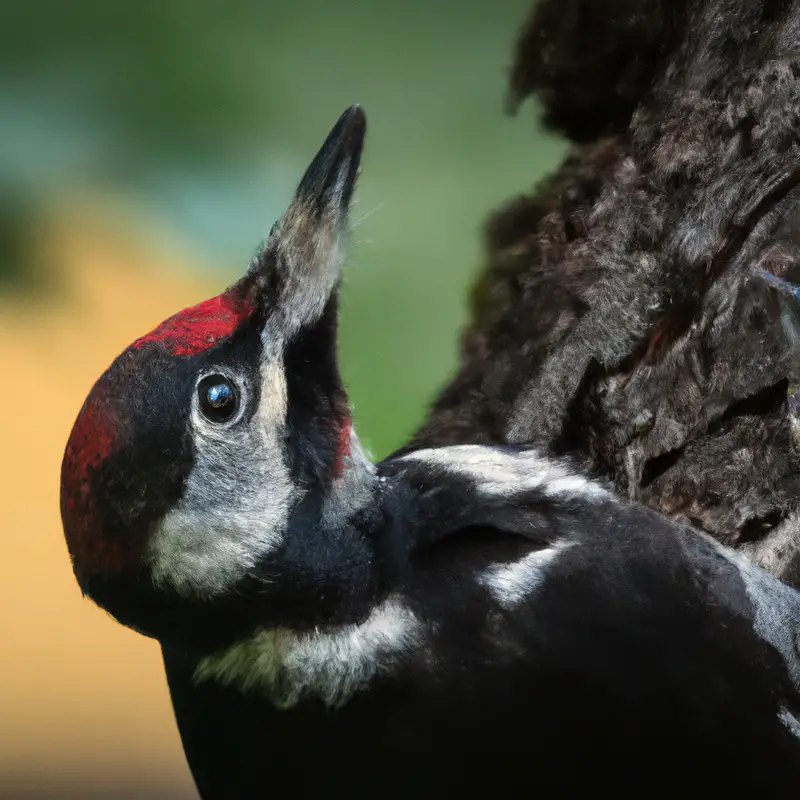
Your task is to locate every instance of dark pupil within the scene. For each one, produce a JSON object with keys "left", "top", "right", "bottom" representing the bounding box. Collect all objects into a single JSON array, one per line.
[
  {"left": 198, "top": 375, "right": 238, "bottom": 422},
  {"left": 207, "top": 384, "right": 233, "bottom": 408}
]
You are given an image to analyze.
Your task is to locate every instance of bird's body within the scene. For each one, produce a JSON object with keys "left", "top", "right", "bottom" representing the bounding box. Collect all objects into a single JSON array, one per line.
[
  {"left": 163, "top": 446, "right": 800, "bottom": 794},
  {"left": 59, "top": 106, "right": 800, "bottom": 796}
]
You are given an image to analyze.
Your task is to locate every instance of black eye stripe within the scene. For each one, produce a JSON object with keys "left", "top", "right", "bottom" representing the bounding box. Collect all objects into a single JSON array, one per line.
[{"left": 198, "top": 374, "right": 239, "bottom": 423}]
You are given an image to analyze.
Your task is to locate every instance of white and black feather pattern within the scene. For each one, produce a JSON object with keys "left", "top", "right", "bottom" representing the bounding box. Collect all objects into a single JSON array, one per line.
[{"left": 175, "top": 444, "right": 800, "bottom": 795}]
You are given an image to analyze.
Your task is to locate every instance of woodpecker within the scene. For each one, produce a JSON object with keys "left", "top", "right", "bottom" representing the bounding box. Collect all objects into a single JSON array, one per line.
[{"left": 61, "top": 106, "right": 800, "bottom": 796}]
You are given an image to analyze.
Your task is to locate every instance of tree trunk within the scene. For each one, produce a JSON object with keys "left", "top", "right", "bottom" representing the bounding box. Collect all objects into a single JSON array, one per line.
[{"left": 405, "top": 0, "right": 800, "bottom": 586}]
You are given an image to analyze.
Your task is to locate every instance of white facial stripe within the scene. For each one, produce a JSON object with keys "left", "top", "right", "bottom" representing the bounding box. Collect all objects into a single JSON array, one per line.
[
  {"left": 147, "top": 359, "right": 294, "bottom": 598},
  {"left": 478, "top": 540, "right": 574, "bottom": 609},
  {"left": 258, "top": 354, "right": 289, "bottom": 421},
  {"left": 193, "top": 597, "right": 420, "bottom": 708},
  {"left": 399, "top": 445, "right": 609, "bottom": 501}
]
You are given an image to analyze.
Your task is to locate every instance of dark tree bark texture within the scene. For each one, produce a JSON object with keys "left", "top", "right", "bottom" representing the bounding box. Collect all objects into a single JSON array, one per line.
[{"left": 404, "top": 0, "right": 800, "bottom": 586}]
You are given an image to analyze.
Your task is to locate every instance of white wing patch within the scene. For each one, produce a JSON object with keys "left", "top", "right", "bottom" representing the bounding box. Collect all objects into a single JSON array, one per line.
[
  {"left": 400, "top": 445, "right": 609, "bottom": 501},
  {"left": 479, "top": 540, "right": 574, "bottom": 609},
  {"left": 193, "top": 597, "right": 421, "bottom": 708}
]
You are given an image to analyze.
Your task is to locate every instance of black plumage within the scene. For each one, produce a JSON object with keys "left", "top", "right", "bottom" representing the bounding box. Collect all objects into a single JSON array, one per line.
[{"left": 162, "top": 477, "right": 800, "bottom": 793}]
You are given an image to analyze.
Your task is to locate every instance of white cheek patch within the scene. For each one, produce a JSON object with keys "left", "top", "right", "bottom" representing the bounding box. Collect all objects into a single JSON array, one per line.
[
  {"left": 148, "top": 360, "right": 294, "bottom": 599},
  {"left": 478, "top": 540, "right": 574, "bottom": 609},
  {"left": 400, "top": 445, "right": 609, "bottom": 502},
  {"left": 193, "top": 597, "right": 421, "bottom": 708}
]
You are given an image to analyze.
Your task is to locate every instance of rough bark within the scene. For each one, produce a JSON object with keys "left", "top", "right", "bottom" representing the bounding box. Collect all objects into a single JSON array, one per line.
[{"left": 405, "top": 0, "right": 800, "bottom": 586}]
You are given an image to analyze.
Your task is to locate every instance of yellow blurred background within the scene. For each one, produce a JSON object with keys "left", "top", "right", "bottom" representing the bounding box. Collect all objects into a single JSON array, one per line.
[{"left": 0, "top": 1, "right": 564, "bottom": 796}]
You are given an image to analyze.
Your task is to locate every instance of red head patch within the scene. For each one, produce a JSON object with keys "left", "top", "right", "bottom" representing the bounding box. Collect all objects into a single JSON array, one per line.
[
  {"left": 131, "top": 281, "right": 256, "bottom": 357},
  {"left": 60, "top": 378, "right": 130, "bottom": 577}
]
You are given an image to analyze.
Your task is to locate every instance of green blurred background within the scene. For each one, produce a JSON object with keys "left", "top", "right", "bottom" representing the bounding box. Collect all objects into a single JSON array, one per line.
[{"left": 0, "top": 0, "right": 566, "bottom": 796}]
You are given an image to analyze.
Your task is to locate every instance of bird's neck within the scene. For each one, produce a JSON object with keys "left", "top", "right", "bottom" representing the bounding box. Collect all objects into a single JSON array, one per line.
[
  {"left": 183, "top": 437, "right": 424, "bottom": 710},
  {"left": 263, "top": 429, "right": 412, "bottom": 631}
]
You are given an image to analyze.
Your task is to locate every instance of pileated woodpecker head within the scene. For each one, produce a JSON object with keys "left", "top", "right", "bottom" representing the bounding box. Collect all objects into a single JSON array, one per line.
[{"left": 60, "top": 106, "right": 391, "bottom": 649}]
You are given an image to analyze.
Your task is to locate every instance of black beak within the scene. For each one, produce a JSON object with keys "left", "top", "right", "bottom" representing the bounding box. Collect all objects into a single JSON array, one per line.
[{"left": 295, "top": 105, "right": 366, "bottom": 219}]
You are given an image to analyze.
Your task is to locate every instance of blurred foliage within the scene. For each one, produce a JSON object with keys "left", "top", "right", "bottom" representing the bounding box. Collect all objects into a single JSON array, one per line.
[
  {"left": 0, "top": 0, "right": 566, "bottom": 455},
  {"left": 1, "top": 1, "right": 279, "bottom": 174}
]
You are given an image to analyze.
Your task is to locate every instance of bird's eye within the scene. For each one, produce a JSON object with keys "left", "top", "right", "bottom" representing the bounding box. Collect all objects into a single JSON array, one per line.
[{"left": 197, "top": 374, "right": 239, "bottom": 423}]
